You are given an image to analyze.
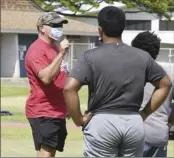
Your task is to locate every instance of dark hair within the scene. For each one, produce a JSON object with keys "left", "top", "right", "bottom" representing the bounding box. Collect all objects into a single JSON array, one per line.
[
  {"left": 131, "top": 31, "right": 161, "bottom": 60},
  {"left": 98, "top": 6, "right": 125, "bottom": 38}
]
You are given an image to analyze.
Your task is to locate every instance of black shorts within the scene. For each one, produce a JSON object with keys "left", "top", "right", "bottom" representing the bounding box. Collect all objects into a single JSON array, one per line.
[{"left": 28, "top": 117, "right": 67, "bottom": 152}]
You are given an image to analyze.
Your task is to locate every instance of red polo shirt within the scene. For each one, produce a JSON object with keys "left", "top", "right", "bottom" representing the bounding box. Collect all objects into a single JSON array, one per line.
[{"left": 25, "top": 38, "right": 67, "bottom": 119}]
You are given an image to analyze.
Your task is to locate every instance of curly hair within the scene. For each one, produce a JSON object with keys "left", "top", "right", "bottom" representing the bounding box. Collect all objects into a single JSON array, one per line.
[{"left": 131, "top": 31, "right": 161, "bottom": 60}]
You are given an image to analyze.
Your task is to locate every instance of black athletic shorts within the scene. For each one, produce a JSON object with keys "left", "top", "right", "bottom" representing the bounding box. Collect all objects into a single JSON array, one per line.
[{"left": 28, "top": 117, "right": 67, "bottom": 152}]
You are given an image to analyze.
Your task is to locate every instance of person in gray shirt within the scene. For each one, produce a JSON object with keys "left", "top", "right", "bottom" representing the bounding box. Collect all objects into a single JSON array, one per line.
[
  {"left": 63, "top": 6, "right": 172, "bottom": 157},
  {"left": 132, "top": 31, "right": 174, "bottom": 157}
]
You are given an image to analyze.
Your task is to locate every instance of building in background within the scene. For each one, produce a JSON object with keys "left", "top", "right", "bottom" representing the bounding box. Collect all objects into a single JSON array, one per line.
[
  {"left": 1, "top": 0, "right": 174, "bottom": 78},
  {"left": 67, "top": 8, "right": 174, "bottom": 63},
  {"left": 1, "top": 0, "right": 98, "bottom": 78}
]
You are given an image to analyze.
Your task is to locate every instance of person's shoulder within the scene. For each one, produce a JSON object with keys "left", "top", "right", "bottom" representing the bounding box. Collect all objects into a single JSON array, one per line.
[
  {"left": 84, "top": 46, "right": 101, "bottom": 54},
  {"left": 124, "top": 44, "right": 151, "bottom": 61},
  {"left": 125, "top": 44, "right": 148, "bottom": 55},
  {"left": 26, "top": 39, "right": 45, "bottom": 58},
  {"left": 79, "top": 47, "right": 100, "bottom": 59},
  {"left": 83, "top": 46, "right": 110, "bottom": 58}
]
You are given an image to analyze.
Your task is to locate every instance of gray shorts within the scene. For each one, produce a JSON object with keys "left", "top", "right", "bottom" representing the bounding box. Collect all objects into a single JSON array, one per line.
[{"left": 83, "top": 113, "right": 145, "bottom": 157}]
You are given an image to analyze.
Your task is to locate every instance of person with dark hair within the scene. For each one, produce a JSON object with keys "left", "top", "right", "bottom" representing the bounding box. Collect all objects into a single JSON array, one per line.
[
  {"left": 63, "top": 6, "right": 172, "bottom": 157},
  {"left": 132, "top": 31, "right": 174, "bottom": 157},
  {"left": 132, "top": 31, "right": 161, "bottom": 59},
  {"left": 25, "top": 12, "right": 70, "bottom": 157}
]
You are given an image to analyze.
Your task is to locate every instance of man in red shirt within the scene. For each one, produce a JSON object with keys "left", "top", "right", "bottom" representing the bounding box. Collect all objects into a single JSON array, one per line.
[{"left": 25, "top": 12, "right": 70, "bottom": 157}]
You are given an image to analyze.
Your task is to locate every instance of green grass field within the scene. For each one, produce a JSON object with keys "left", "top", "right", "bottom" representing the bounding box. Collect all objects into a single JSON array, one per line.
[
  {"left": 1, "top": 86, "right": 174, "bottom": 157},
  {"left": 1, "top": 86, "right": 87, "bottom": 157}
]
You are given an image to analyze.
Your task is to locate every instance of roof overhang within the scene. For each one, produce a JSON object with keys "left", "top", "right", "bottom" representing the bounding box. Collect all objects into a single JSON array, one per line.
[
  {"left": 1, "top": 28, "right": 98, "bottom": 36},
  {"left": 1, "top": 9, "right": 98, "bottom": 36}
]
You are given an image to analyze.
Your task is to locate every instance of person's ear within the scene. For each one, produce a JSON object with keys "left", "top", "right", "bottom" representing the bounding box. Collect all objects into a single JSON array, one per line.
[
  {"left": 39, "top": 25, "right": 45, "bottom": 34},
  {"left": 98, "top": 26, "right": 103, "bottom": 40}
]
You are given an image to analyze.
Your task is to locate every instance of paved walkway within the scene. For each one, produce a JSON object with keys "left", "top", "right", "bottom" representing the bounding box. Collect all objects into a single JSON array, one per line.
[{"left": 1, "top": 121, "right": 80, "bottom": 130}]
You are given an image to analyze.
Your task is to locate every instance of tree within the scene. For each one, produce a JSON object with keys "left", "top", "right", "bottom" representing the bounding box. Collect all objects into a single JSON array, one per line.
[{"left": 32, "top": 0, "right": 174, "bottom": 19}]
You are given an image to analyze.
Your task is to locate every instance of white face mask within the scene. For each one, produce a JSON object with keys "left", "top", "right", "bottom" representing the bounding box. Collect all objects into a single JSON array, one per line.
[{"left": 50, "top": 28, "right": 63, "bottom": 41}]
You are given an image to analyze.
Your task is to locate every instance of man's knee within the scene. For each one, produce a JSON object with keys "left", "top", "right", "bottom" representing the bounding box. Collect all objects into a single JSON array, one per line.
[{"left": 38, "top": 144, "right": 56, "bottom": 157}]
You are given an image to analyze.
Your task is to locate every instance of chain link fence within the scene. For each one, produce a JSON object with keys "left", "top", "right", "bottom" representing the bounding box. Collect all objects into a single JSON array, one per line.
[
  {"left": 65, "top": 43, "right": 95, "bottom": 70},
  {"left": 157, "top": 48, "right": 174, "bottom": 63},
  {"left": 66, "top": 43, "right": 174, "bottom": 71}
]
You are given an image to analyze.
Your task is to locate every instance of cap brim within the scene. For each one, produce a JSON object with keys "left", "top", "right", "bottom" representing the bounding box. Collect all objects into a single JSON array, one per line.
[
  {"left": 51, "top": 18, "right": 68, "bottom": 24},
  {"left": 61, "top": 19, "right": 68, "bottom": 24}
]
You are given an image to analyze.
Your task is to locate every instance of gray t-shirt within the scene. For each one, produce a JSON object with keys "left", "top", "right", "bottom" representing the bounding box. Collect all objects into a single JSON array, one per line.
[
  {"left": 69, "top": 43, "right": 166, "bottom": 114},
  {"left": 141, "top": 62, "right": 174, "bottom": 147}
]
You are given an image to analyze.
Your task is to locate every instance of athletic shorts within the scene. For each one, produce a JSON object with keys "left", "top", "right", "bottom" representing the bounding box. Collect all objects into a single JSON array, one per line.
[
  {"left": 28, "top": 117, "right": 67, "bottom": 152},
  {"left": 83, "top": 113, "right": 145, "bottom": 157}
]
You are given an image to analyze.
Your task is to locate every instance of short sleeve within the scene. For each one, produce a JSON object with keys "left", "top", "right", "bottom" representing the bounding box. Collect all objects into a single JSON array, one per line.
[
  {"left": 68, "top": 53, "right": 91, "bottom": 85},
  {"left": 146, "top": 54, "right": 166, "bottom": 83},
  {"left": 27, "top": 49, "right": 48, "bottom": 76}
]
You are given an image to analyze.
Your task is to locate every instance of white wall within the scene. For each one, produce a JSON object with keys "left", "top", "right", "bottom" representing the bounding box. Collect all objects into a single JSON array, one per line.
[
  {"left": 71, "top": 16, "right": 174, "bottom": 45},
  {"left": 69, "top": 17, "right": 98, "bottom": 26},
  {"left": 1, "top": 33, "right": 19, "bottom": 77},
  {"left": 122, "top": 31, "right": 174, "bottom": 45},
  {"left": 151, "top": 19, "right": 159, "bottom": 32},
  {"left": 125, "top": 12, "right": 158, "bottom": 20},
  {"left": 158, "top": 31, "right": 174, "bottom": 44}
]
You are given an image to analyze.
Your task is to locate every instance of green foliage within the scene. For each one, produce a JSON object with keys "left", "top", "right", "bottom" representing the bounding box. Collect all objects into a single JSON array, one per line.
[{"left": 32, "top": 0, "right": 173, "bottom": 19}]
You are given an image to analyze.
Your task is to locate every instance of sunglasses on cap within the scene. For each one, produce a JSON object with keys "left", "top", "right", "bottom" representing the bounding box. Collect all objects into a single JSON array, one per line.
[{"left": 43, "top": 23, "right": 63, "bottom": 28}]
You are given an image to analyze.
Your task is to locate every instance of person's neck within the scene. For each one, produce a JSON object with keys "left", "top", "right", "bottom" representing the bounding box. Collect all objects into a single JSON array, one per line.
[
  {"left": 103, "top": 37, "right": 122, "bottom": 44},
  {"left": 39, "top": 35, "right": 54, "bottom": 45}
]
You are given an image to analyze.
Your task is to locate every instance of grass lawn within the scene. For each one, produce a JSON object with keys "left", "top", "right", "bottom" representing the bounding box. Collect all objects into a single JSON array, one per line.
[
  {"left": 1, "top": 86, "right": 174, "bottom": 157},
  {"left": 1, "top": 86, "right": 87, "bottom": 157},
  {"left": 1, "top": 121, "right": 84, "bottom": 157},
  {"left": 1, "top": 86, "right": 88, "bottom": 104},
  {"left": 1, "top": 86, "right": 30, "bottom": 97}
]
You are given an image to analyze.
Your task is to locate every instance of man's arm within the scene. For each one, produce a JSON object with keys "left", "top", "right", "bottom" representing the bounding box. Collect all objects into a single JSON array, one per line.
[
  {"left": 64, "top": 78, "right": 84, "bottom": 126},
  {"left": 38, "top": 39, "right": 70, "bottom": 85},
  {"left": 38, "top": 53, "right": 64, "bottom": 85},
  {"left": 168, "top": 104, "right": 174, "bottom": 129},
  {"left": 168, "top": 84, "right": 174, "bottom": 129},
  {"left": 64, "top": 78, "right": 92, "bottom": 126},
  {"left": 141, "top": 76, "right": 172, "bottom": 120},
  {"left": 172, "top": 84, "right": 174, "bottom": 100},
  {"left": 141, "top": 55, "right": 172, "bottom": 120},
  {"left": 63, "top": 53, "right": 92, "bottom": 126}
]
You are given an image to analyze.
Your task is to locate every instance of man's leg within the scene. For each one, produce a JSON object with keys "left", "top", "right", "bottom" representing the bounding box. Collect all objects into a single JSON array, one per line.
[
  {"left": 83, "top": 114, "right": 123, "bottom": 157},
  {"left": 38, "top": 144, "right": 56, "bottom": 157},
  {"left": 28, "top": 118, "right": 45, "bottom": 156},
  {"left": 143, "top": 144, "right": 167, "bottom": 157},
  {"left": 28, "top": 118, "right": 67, "bottom": 157},
  {"left": 155, "top": 146, "right": 167, "bottom": 157},
  {"left": 118, "top": 114, "right": 145, "bottom": 157}
]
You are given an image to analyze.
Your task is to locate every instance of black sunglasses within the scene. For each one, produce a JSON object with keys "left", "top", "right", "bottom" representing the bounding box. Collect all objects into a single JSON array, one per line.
[{"left": 43, "top": 23, "right": 63, "bottom": 28}]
